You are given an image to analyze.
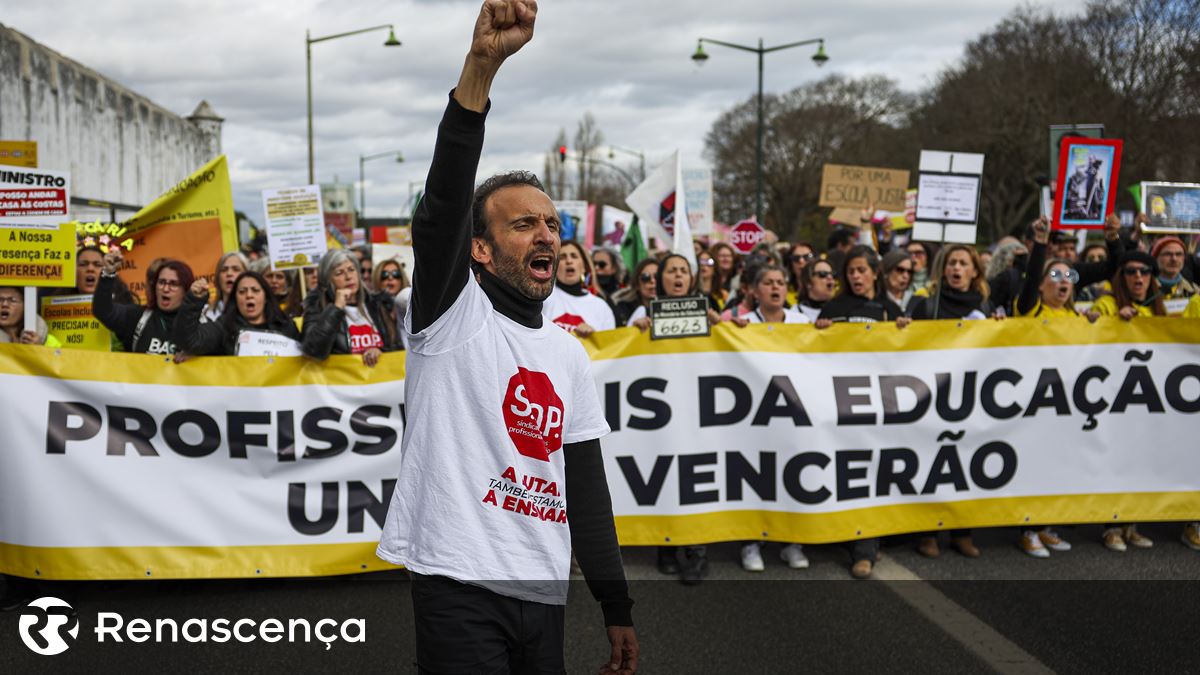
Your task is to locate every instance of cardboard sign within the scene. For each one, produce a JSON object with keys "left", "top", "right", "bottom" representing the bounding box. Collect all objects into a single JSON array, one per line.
[
  {"left": 819, "top": 164, "right": 909, "bottom": 212},
  {"left": 650, "top": 296, "right": 710, "bottom": 340},
  {"left": 0, "top": 222, "right": 77, "bottom": 288},
  {"left": 263, "top": 185, "right": 327, "bottom": 270},
  {"left": 1052, "top": 137, "right": 1122, "bottom": 230},
  {"left": 1140, "top": 182, "right": 1200, "bottom": 234},
  {"left": 0, "top": 141, "right": 38, "bottom": 168},
  {"left": 41, "top": 294, "right": 111, "bottom": 351},
  {"left": 235, "top": 331, "right": 304, "bottom": 357}
]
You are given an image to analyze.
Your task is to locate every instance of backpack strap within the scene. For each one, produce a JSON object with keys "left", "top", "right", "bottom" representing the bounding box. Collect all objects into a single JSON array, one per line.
[{"left": 130, "top": 309, "right": 153, "bottom": 352}]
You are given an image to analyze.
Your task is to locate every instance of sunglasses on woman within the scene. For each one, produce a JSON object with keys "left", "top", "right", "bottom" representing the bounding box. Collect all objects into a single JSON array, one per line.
[
  {"left": 812, "top": 270, "right": 834, "bottom": 279},
  {"left": 1047, "top": 268, "right": 1080, "bottom": 284},
  {"left": 639, "top": 273, "right": 655, "bottom": 283},
  {"left": 380, "top": 270, "right": 404, "bottom": 280},
  {"left": 1123, "top": 266, "right": 1153, "bottom": 278}
]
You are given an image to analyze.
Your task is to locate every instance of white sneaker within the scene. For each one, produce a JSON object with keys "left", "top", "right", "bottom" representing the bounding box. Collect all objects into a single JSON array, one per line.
[
  {"left": 1019, "top": 530, "right": 1050, "bottom": 558},
  {"left": 740, "top": 543, "right": 765, "bottom": 572},
  {"left": 1038, "top": 529, "right": 1071, "bottom": 552},
  {"left": 780, "top": 544, "right": 809, "bottom": 569}
]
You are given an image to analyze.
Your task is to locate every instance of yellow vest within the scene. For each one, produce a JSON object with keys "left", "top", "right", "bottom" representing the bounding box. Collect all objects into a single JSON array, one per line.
[
  {"left": 1019, "top": 302, "right": 1081, "bottom": 319},
  {"left": 1092, "top": 295, "right": 1154, "bottom": 317}
]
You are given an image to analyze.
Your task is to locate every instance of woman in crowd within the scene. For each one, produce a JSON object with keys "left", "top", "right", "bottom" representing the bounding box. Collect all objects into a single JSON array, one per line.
[
  {"left": 1092, "top": 251, "right": 1166, "bottom": 320},
  {"left": 797, "top": 258, "right": 836, "bottom": 322},
  {"left": 301, "top": 248, "right": 400, "bottom": 367},
  {"left": 910, "top": 245, "right": 997, "bottom": 321},
  {"left": 93, "top": 248, "right": 192, "bottom": 355},
  {"left": 696, "top": 251, "right": 728, "bottom": 312},
  {"left": 371, "top": 258, "right": 411, "bottom": 346},
  {"left": 733, "top": 264, "right": 810, "bottom": 573},
  {"left": 815, "top": 246, "right": 908, "bottom": 328},
  {"left": 204, "top": 252, "right": 250, "bottom": 322},
  {"left": 173, "top": 271, "right": 301, "bottom": 355},
  {"left": 263, "top": 267, "right": 304, "bottom": 319},
  {"left": 880, "top": 249, "right": 916, "bottom": 312},
  {"left": 591, "top": 247, "right": 624, "bottom": 299},
  {"left": 613, "top": 258, "right": 658, "bottom": 327},
  {"left": 905, "top": 240, "right": 933, "bottom": 291},
  {"left": 542, "top": 240, "right": 615, "bottom": 337},
  {"left": 0, "top": 286, "right": 57, "bottom": 346},
  {"left": 786, "top": 242, "right": 816, "bottom": 307},
  {"left": 303, "top": 267, "right": 318, "bottom": 295},
  {"left": 709, "top": 241, "right": 741, "bottom": 293}
]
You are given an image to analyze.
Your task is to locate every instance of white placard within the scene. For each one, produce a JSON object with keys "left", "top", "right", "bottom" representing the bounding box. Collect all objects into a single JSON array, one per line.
[
  {"left": 916, "top": 174, "right": 981, "bottom": 223},
  {"left": 262, "top": 185, "right": 327, "bottom": 271},
  {"left": 0, "top": 166, "right": 70, "bottom": 228},
  {"left": 235, "top": 331, "right": 303, "bottom": 357},
  {"left": 683, "top": 168, "right": 713, "bottom": 235}
]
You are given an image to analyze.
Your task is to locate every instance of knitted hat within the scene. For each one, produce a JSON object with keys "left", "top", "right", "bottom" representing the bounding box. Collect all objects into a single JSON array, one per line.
[
  {"left": 1150, "top": 236, "right": 1185, "bottom": 259},
  {"left": 1119, "top": 250, "right": 1158, "bottom": 276}
]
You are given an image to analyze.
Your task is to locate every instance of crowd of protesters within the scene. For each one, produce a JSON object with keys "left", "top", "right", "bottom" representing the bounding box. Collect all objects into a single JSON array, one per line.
[{"left": 1, "top": 202, "right": 1198, "bottom": 606}]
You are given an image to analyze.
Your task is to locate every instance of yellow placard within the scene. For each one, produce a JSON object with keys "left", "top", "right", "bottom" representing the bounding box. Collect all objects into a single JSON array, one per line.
[
  {"left": 0, "top": 222, "right": 76, "bottom": 287},
  {"left": 40, "top": 293, "right": 112, "bottom": 351},
  {"left": 0, "top": 140, "right": 37, "bottom": 168}
]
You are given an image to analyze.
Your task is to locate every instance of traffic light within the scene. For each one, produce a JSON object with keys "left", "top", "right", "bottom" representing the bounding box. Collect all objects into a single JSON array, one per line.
[{"left": 558, "top": 145, "right": 567, "bottom": 163}]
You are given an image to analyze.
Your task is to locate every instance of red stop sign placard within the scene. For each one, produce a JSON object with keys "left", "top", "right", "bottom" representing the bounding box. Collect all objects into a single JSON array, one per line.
[{"left": 729, "top": 219, "right": 765, "bottom": 253}]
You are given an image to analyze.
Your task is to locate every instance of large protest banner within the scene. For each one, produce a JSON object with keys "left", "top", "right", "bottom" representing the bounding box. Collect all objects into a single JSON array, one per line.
[
  {"left": 1, "top": 318, "right": 1198, "bottom": 579},
  {"left": 95, "top": 156, "right": 238, "bottom": 302}
]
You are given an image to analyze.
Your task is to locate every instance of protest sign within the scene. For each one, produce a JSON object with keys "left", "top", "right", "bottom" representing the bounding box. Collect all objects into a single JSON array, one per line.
[
  {"left": 819, "top": 164, "right": 909, "bottom": 212},
  {"left": 0, "top": 141, "right": 38, "bottom": 168},
  {"left": 262, "top": 186, "right": 327, "bottom": 270},
  {"left": 650, "top": 296, "right": 711, "bottom": 340},
  {"left": 3, "top": 318, "right": 1199, "bottom": 578},
  {"left": 599, "top": 206, "right": 634, "bottom": 248},
  {"left": 0, "top": 223, "right": 76, "bottom": 288},
  {"left": 235, "top": 331, "right": 303, "bottom": 357},
  {"left": 729, "top": 219, "right": 765, "bottom": 254},
  {"left": 553, "top": 200, "right": 588, "bottom": 242},
  {"left": 0, "top": 166, "right": 69, "bottom": 227},
  {"left": 1140, "top": 182, "right": 1200, "bottom": 234},
  {"left": 1048, "top": 124, "right": 1102, "bottom": 188},
  {"left": 913, "top": 150, "right": 984, "bottom": 244},
  {"left": 40, "top": 294, "right": 111, "bottom": 351},
  {"left": 1052, "top": 138, "right": 1122, "bottom": 230},
  {"left": 106, "top": 156, "right": 238, "bottom": 303},
  {"left": 683, "top": 168, "right": 713, "bottom": 235}
]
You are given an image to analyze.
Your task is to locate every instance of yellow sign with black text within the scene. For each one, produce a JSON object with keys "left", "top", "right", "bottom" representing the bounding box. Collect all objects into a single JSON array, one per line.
[{"left": 0, "top": 222, "right": 76, "bottom": 287}]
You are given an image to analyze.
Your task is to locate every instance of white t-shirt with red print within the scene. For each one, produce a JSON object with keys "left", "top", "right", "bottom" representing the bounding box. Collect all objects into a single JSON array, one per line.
[
  {"left": 377, "top": 275, "right": 610, "bottom": 605},
  {"left": 343, "top": 305, "right": 383, "bottom": 354},
  {"left": 541, "top": 286, "right": 616, "bottom": 334}
]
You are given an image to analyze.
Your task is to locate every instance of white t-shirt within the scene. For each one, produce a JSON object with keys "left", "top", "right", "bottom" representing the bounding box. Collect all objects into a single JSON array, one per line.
[
  {"left": 798, "top": 303, "right": 822, "bottom": 323},
  {"left": 743, "top": 307, "right": 811, "bottom": 324},
  {"left": 626, "top": 304, "right": 648, "bottom": 326},
  {"left": 542, "top": 286, "right": 616, "bottom": 334},
  {"left": 377, "top": 275, "right": 610, "bottom": 605},
  {"left": 343, "top": 305, "right": 383, "bottom": 354}
]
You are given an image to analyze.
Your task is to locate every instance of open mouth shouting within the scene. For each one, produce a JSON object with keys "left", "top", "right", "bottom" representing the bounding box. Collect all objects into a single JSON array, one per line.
[{"left": 528, "top": 250, "right": 555, "bottom": 283}]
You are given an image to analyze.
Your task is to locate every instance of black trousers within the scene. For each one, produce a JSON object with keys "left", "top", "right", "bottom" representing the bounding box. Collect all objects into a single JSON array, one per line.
[{"left": 410, "top": 573, "right": 566, "bottom": 675}]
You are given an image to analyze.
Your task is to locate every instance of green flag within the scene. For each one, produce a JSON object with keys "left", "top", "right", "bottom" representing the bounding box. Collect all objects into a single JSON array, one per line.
[
  {"left": 620, "top": 214, "right": 648, "bottom": 273},
  {"left": 1128, "top": 184, "right": 1141, "bottom": 211}
]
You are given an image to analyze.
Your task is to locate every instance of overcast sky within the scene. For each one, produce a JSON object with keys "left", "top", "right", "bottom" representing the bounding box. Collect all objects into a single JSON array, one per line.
[{"left": 7, "top": 0, "right": 1088, "bottom": 225}]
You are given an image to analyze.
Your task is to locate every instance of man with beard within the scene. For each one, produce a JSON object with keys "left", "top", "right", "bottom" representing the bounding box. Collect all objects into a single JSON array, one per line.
[{"left": 375, "top": 2, "right": 638, "bottom": 673}]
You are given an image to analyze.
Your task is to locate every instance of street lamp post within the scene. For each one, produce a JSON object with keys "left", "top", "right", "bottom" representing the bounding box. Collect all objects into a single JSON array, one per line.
[
  {"left": 561, "top": 151, "right": 638, "bottom": 192},
  {"left": 607, "top": 145, "right": 647, "bottom": 183},
  {"left": 307, "top": 24, "right": 401, "bottom": 185},
  {"left": 359, "top": 150, "right": 405, "bottom": 218},
  {"left": 692, "top": 37, "right": 828, "bottom": 224}
]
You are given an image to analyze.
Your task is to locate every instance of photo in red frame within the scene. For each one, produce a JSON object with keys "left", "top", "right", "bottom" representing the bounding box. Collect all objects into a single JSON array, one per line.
[{"left": 1051, "top": 137, "right": 1122, "bottom": 230}]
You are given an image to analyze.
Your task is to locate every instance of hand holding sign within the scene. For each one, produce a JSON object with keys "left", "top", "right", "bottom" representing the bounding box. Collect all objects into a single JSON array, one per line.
[{"left": 1032, "top": 217, "right": 1050, "bottom": 244}]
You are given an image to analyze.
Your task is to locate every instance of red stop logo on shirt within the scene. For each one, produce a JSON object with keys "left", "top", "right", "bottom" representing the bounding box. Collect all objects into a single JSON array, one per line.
[
  {"left": 348, "top": 324, "right": 383, "bottom": 354},
  {"left": 503, "top": 367, "right": 565, "bottom": 461},
  {"left": 552, "top": 312, "right": 585, "bottom": 333}
]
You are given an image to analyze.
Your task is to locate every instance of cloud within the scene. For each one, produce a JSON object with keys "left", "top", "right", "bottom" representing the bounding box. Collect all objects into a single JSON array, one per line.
[{"left": 6, "top": 0, "right": 1087, "bottom": 225}]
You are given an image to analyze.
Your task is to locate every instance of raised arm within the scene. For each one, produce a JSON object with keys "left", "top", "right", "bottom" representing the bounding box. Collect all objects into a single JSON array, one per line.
[
  {"left": 1017, "top": 218, "right": 1049, "bottom": 316},
  {"left": 409, "top": 0, "right": 537, "bottom": 334}
]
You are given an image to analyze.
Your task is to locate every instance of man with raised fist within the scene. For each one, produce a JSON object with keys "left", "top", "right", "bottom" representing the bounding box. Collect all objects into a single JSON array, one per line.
[{"left": 376, "top": 1, "right": 638, "bottom": 673}]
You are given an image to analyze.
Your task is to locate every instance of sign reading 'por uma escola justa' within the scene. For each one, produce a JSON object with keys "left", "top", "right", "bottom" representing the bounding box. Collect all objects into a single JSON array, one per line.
[{"left": 819, "top": 164, "right": 910, "bottom": 212}]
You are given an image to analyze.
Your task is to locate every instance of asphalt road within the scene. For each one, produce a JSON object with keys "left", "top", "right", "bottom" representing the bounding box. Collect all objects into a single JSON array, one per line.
[{"left": 2, "top": 522, "right": 1197, "bottom": 674}]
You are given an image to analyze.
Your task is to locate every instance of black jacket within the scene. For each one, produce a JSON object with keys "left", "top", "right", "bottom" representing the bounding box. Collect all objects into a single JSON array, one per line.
[
  {"left": 300, "top": 289, "right": 402, "bottom": 359},
  {"left": 173, "top": 294, "right": 301, "bottom": 356},
  {"left": 92, "top": 274, "right": 179, "bottom": 354},
  {"left": 910, "top": 287, "right": 994, "bottom": 320}
]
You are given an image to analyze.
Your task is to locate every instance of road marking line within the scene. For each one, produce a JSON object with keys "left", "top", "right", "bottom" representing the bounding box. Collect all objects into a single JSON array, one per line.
[{"left": 874, "top": 556, "right": 1056, "bottom": 675}]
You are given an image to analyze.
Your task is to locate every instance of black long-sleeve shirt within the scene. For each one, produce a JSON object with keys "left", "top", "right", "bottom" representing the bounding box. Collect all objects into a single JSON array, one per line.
[{"left": 408, "top": 92, "right": 632, "bottom": 627}]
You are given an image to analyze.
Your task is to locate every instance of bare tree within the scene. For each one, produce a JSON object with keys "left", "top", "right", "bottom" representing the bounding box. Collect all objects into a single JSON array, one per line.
[{"left": 573, "top": 113, "right": 605, "bottom": 203}]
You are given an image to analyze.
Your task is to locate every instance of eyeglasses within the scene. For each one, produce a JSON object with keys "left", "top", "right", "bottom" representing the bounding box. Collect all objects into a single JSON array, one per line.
[
  {"left": 1123, "top": 266, "right": 1153, "bottom": 278},
  {"left": 699, "top": 258, "right": 715, "bottom": 266},
  {"left": 907, "top": 249, "right": 927, "bottom": 258},
  {"left": 0, "top": 296, "right": 22, "bottom": 306},
  {"left": 893, "top": 266, "right": 914, "bottom": 276},
  {"left": 380, "top": 270, "right": 403, "bottom": 280},
  {"left": 812, "top": 270, "right": 834, "bottom": 279},
  {"left": 789, "top": 253, "right": 814, "bottom": 263},
  {"left": 639, "top": 273, "right": 655, "bottom": 283},
  {"left": 1047, "top": 268, "right": 1080, "bottom": 284},
  {"left": 594, "top": 260, "right": 609, "bottom": 270},
  {"left": 156, "top": 279, "right": 182, "bottom": 289}
]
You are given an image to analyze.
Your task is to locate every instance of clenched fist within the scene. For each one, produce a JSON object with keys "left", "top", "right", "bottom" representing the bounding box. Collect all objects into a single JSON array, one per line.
[
  {"left": 190, "top": 277, "right": 211, "bottom": 300},
  {"left": 470, "top": 0, "right": 537, "bottom": 65}
]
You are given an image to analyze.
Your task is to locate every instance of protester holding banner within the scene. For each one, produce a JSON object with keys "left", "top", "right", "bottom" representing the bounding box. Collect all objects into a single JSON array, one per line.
[
  {"left": 173, "top": 271, "right": 301, "bottom": 356},
  {"left": 797, "top": 258, "right": 837, "bottom": 322},
  {"left": 909, "top": 245, "right": 996, "bottom": 321},
  {"left": 203, "top": 252, "right": 250, "bottom": 323},
  {"left": 739, "top": 265, "right": 809, "bottom": 325},
  {"left": 0, "top": 287, "right": 55, "bottom": 346},
  {"left": 1017, "top": 218, "right": 1099, "bottom": 321},
  {"left": 814, "top": 246, "right": 908, "bottom": 331},
  {"left": 879, "top": 249, "right": 916, "bottom": 312},
  {"left": 614, "top": 258, "right": 658, "bottom": 327},
  {"left": 785, "top": 242, "right": 816, "bottom": 307},
  {"left": 93, "top": 248, "right": 191, "bottom": 355},
  {"left": 301, "top": 248, "right": 399, "bottom": 366},
  {"left": 542, "top": 241, "right": 616, "bottom": 337},
  {"left": 1092, "top": 251, "right": 1167, "bottom": 319},
  {"left": 1151, "top": 236, "right": 1196, "bottom": 310},
  {"left": 630, "top": 254, "right": 723, "bottom": 332}
]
